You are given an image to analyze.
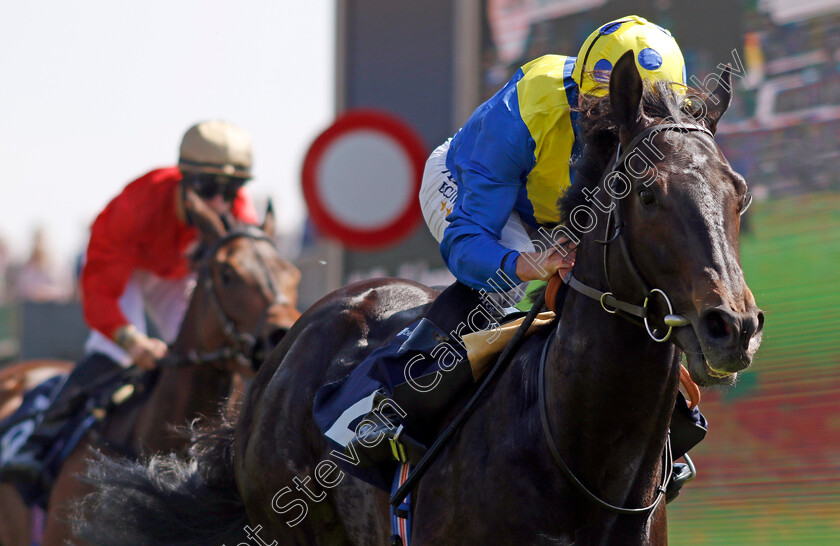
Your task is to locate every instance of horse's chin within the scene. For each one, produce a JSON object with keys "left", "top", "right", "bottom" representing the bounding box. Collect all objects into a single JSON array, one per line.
[{"left": 673, "top": 326, "right": 738, "bottom": 388}]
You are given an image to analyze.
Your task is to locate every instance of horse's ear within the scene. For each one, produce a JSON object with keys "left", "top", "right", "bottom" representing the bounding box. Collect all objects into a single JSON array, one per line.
[
  {"left": 702, "top": 65, "right": 733, "bottom": 134},
  {"left": 609, "top": 50, "right": 646, "bottom": 133},
  {"left": 262, "top": 198, "right": 276, "bottom": 238},
  {"left": 184, "top": 186, "right": 226, "bottom": 244}
]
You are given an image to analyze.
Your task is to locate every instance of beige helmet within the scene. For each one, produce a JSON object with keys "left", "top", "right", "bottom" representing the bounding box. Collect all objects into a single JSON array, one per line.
[{"left": 178, "top": 120, "right": 253, "bottom": 178}]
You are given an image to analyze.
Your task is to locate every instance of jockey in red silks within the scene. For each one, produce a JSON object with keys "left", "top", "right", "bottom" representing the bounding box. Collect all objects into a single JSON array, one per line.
[
  {"left": 328, "top": 16, "right": 706, "bottom": 502},
  {"left": 0, "top": 121, "right": 259, "bottom": 485}
]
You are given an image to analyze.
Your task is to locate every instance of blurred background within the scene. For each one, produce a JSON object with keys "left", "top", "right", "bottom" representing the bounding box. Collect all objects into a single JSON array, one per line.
[{"left": 1, "top": 1, "right": 838, "bottom": 542}]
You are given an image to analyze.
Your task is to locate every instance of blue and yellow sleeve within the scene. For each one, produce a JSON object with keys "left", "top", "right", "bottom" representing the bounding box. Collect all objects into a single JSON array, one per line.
[{"left": 440, "top": 69, "right": 536, "bottom": 291}]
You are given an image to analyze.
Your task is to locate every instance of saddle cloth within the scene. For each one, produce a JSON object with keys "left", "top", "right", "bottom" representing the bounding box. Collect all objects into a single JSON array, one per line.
[
  {"left": 312, "top": 311, "right": 556, "bottom": 491},
  {"left": 463, "top": 311, "right": 555, "bottom": 378},
  {"left": 0, "top": 372, "right": 145, "bottom": 508}
]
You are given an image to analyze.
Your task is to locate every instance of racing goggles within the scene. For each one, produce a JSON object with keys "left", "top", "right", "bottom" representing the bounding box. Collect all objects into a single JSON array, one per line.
[{"left": 186, "top": 173, "right": 247, "bottom": 202}]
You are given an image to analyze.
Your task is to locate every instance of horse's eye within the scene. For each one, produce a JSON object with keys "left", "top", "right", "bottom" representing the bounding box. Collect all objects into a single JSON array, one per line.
[{"left": 638, "top": 189, "right": 657, "bottom": 207}]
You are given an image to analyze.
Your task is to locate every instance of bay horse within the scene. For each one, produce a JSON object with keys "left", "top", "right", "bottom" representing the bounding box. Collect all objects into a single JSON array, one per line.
[
  {"left": 0, "top": 360, "right": 73, "bottom": 546},
  {"left": 76, "top": 53, "right": 763, "bottom": 545},
  {"left": 0, "top": 190, "right": 301, "bottom": 546}
]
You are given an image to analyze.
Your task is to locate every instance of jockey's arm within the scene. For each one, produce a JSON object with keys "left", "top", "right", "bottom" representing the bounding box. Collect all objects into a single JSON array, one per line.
[
  {"left": 441, "top": 96, "right": 531, "bottom": 291},
  {"left": 441, "top": 92, "right": 574, "bottom": 290},
  {"left": 515, "top": 243, "right": 576, "bottom": 282},
  {"left": 112, "top": 325, "right": 167, "bottom": 371},
  {"left": 82, "top": 183, "right": 168, "bottom": 370}
]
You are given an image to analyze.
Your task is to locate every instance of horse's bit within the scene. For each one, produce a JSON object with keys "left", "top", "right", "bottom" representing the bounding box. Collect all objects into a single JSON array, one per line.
[
  {"left": 538, "top": 121, "right": 725, "bottom": 516},
  {"left": 182, "top": 226, "right": 281, "bottom": 370},
  {"left": 563, "top": 122, "right": 716, "bottom": 342}
]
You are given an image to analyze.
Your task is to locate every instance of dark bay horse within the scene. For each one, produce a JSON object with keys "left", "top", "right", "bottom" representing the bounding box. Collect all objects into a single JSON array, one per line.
[
  {"left": 0, "top": 191, "right": 301, "bottom": 546},
  {"left": 76, "top": 53, "right": 763, "bottom": 545}
]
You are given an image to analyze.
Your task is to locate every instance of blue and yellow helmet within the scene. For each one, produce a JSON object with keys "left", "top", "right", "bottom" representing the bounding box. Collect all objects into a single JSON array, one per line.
[{"left": 572, "top": 15, "right": 686, "bottom": 97}]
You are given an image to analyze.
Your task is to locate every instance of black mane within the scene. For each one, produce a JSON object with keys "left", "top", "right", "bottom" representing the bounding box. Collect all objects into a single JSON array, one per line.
[{"left": 559, "top": 81, "right": 706, "bottom": 230}]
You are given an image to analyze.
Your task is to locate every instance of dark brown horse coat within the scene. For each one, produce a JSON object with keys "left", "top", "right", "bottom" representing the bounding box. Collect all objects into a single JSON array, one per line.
[{"left": 76, "top": 53, "right": 762, "bottom": 545}]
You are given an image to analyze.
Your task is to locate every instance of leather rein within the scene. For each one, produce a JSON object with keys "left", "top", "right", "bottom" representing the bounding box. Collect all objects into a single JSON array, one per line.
[
  {"left": 174, "top": 226, "right": 280, "bottom": 371},
  {"left": 539, "top": 122, "right": 713, "bottom": 516}
]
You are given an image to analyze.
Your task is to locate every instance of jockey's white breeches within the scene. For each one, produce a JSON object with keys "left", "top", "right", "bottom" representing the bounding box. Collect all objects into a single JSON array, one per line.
[
  {"left": 85, "top": 271, "right": 195, "bottom": 367},
  {"left": 419, "top": 139, "right": 535, "bottom": 305}
]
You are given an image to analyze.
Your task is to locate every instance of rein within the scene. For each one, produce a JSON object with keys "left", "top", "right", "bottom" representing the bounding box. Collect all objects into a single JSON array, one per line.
[
  {"left": 562, "top": 122, "right": 712, "bottom": 343},
  {"left": 175, "top": 226, "right": 279, "bottom": 371},
  {"left": 537, "top": 337, "right": 672, "bottom": 515},
  {"left": 535, "top": 122, "right": 718, "bottom": 515}
]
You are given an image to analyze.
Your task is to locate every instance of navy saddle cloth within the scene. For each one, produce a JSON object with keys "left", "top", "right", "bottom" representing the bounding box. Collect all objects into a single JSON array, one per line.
[
  {"left": 0, "top": 370, "right": 144, "bottom": 508},
  {"left": 313, "top": 320, "right": 433, "bottom": 491}
]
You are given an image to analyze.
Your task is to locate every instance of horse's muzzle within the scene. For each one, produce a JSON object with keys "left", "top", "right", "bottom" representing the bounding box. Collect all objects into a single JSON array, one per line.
[{"left": 697, "top": 306, "right": 764, "bottom": 373}]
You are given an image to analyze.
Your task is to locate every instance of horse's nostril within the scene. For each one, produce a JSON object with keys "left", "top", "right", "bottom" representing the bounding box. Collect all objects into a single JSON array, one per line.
[
  {"left": 739, "top": 310, "right": 763, "bottom": 351},
  {"left": 703, "top": 310, "right": 731, "bottom": 340}
]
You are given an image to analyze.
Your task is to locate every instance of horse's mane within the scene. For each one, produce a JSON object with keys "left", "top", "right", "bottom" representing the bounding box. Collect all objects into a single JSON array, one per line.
[
  {"left": 189, "top": 212, "right": 244, "bottom": 265},
  {"left": 518, "top": 82, "right": 708, "bottom": 312},
  {"left": 559, "top": 81, "right": 706, "bottom": 230}
]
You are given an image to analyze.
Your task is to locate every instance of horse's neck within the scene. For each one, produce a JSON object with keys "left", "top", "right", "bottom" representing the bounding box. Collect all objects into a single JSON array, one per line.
[
  {"left": 171, "top": 278, "right": 206, "bottom": 353},
  {"left": 548, "top": 291, "right": 679, "bottom": 444},
  {"left": 543, "top": 241, "right": 681, "bottom": 516},
  {"left": 553, "top": 236, "right": 681, "bottom": 402},
  {"left": 133, "top": 282, "right": 234, "bottom": 453}
]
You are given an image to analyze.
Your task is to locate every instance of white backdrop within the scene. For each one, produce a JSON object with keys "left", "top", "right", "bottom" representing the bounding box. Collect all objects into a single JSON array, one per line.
[{"left": 0, "top": 0, "right": 335, "bottom": 263}]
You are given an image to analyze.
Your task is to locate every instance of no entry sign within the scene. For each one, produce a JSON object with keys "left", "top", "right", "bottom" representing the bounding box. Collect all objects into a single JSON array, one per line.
[{"left": 302, "top": 110, "right": 427, "bottom": 249}]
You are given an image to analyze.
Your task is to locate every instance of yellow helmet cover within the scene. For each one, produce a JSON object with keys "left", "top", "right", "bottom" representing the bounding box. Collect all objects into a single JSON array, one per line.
[{"left": 572, "top": 15, "right": 686, "bottom": 96}]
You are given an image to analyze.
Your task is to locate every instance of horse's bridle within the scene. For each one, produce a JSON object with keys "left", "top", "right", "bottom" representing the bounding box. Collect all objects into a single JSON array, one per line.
[
  {"left": 179, "top": 226, "right": 281, "bottom": 371},
  {"left": 563, "top": 122, "right": 715, "bottom": 343},
  {"left": 539, "top": 121, "right": 720, "bottom": 516}
]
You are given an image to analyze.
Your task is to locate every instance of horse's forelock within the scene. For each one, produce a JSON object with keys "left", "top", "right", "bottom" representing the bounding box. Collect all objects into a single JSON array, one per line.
[{"left": 559, "top": 81, "right": 705, "bottom": 231}]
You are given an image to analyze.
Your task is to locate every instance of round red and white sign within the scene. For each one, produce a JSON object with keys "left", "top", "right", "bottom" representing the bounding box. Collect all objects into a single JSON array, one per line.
[{"left": 302, "top": 110, "right": 427, "bottom": 249}]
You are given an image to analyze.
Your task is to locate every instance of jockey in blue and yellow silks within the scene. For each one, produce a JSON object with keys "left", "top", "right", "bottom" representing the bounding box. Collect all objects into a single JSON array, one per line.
[
  {"left": 433, "top": 54, "right": 582, "bottom": 292},
  {"left": 426, "top": 15, "right": 687, "bottom": 294},
  {"left": 321, "top": 16, "right": 705, "bottom": 500}
]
